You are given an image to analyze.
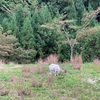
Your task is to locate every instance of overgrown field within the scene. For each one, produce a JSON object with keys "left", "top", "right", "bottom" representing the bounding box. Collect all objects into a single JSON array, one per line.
[{"left": 0, "top": 63, "right": 100, "bottom": 100}]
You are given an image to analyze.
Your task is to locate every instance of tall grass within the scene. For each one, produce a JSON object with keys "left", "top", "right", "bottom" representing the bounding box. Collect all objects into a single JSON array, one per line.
[
  {"left": 93, "top": 59, "right": 100, "bottom": 65},
  {"left": 38, "top": 54, "right": 58, "bottom": 64},
  {"left": 71, "top": 55, "right": 83, "bottom": 70}
]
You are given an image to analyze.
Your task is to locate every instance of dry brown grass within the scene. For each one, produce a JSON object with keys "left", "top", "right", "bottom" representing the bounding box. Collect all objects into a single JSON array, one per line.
[
  {"left": 37, "top": 54, "right": 58, "bottom": 64},
  {"left": 0, "top": 89, "right": 10, "bottom": 96},
  {"left": 37, "top": 58, "right": 47, "bottom": 65},
  {"left": 71, "top": 55, "right": 83, "bottom": 70},
  {"left": 46, "top": 54, "right": 58, "bottom": 64},
  {"left": 21, "top": 66, "right": 31, "bottom": 73},
  {"left": 22, "top": 72, "right": 33, "bottom": 78},
  {"left": 63, "top": 67, "right": 67, "bottom": 73},
  {"left": 32, "top": 79, "right": 42, "bottom": 87},
  {"left": 36, "top": 66, "right": 46, "bottom": 74},
  {"left": 10, "top": 74, "right": 17, "bottom": 83},
  {"left": 0, "top": 59, "right": 4, "bottom": 66},
  {"left": 8, "top": 62, "right": 15, "bottom": 65},
  {"left": 30, "top": 67, "right": 37, "bottom": 73},
  {"left": 22, "top": 88, "right": 31, "bottom": 96},
  {"left": 21, "top": 66, "right": 33, "bottom": 78},
  {"left": 10, "top": 75, "right": 25, "bottom": 85},
  {"left": 46, "top": 76, "right": 54, "bottom": 87},
  {"left": 1, "top": 68, "right": 9, "bottom": 73},
  {"left": 17, "top": 89, "right": 23, "bottom": 96},
  {"left": 52, "top": 91, "right": 59, "bottom": 98},
  {"left": 93, "top": 59, "right": 100, "bottom": 65}
]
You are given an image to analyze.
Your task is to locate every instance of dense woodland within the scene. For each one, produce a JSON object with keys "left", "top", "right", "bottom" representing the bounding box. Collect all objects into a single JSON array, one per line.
[{"left": 0, "top": 0, "right": 100, "bottom": 63}]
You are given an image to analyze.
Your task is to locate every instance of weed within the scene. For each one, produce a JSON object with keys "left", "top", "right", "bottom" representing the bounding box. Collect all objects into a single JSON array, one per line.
[
  {"left": 71, "top": 55, "right": 82, "bottom": 70},
  {"left": 0, "top": 63, "right": 100, "bottom": 100},
  {"left": 47, "top": 76, "right": 55, "bottom": 87},
  {"left": 46, "top": 54, "right": 58, "bottom": 64},
  {"left": 36, "top": 66, "right": 46, "bottom": 74},
  {"left": 32, "top": 79, "right": 42, "bottom": 87},
  {"left": 52, "top": 91, "right": 59, "bottom": 98},
  {"left": 22, "top": 88, "right": 31, "bottom": 96},
  {"left": 0, "top": 89, "right": 10, "bottom": 96},
  {"left": 37, "top": 54, "right": 58, "bottom": 64},
  {"left": 93, "top": 59, "right": 100, "bottom": 65}
]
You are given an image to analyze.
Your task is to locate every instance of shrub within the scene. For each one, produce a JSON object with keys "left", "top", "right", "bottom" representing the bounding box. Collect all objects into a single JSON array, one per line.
[
  {"left": 21, "top": 66, "right": 33, "bottom": 78},
  {"left": 36, "top": 66, "right": 46, "bottom": 74},
  {"left": 32, "top": 79, "right": 42, "bottom": 87},
  {"left": 52, "top": 91, "right": 59, "bottom": 98},
  {"left": 38, "top": 54, "right": 58, "bottom": 64},
  {"left": 46, "top": 54, "right": 58, "bottom": 64},
  {"left": 93, "top": 59, "right": 100, "bottom": 65},
  {"left": 71, "top": 55, "right": 82, "bottom": 70},
  {"left": 46, "top": 76, "right": 54, "bottom": 87},
  {"left": 10, "top": 74, "right": 17, "bottom": 83},
  {"left": 82, "top": 33, "right": 100, "bottom": 62},
  {"left": 0, "top": 89, "right": 10, "bottom": 96},
  {"left": 22, "top": 88, "right": 31, "bottom": 96}
]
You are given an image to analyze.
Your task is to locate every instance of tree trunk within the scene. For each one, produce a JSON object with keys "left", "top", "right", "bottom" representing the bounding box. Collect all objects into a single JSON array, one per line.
[{"left": 70, "top": 45, "right": 74, "bottom": 61}]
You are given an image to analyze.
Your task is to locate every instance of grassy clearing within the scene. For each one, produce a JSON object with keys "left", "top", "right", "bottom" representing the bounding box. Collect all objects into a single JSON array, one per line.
[{"left": 0, "top": 63, "right": 100, "bottom": 100}]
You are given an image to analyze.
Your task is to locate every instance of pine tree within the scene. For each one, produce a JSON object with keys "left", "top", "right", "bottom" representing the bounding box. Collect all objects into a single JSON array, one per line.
[
  {"left": 10, "top": 14, "right": 19, "bottom": 36},
  {"left": 0, "top": 25, "right": 3, "bottom": 34},
  {"left": 2, "top": 18, "right": 10, "bottom": 32},
  {"left": 39, "top": 5, "right": 61, "bottom": 57},
  {"left": 74, "top": 0, "right": 86, "bottom": 25},
  {"left": 31, "top": 8, "right": 40, "bottom": 33},
  {"left": 40, "top": 4, "right": 52, "bottom": 24},
  {"left": 0, "top": 33, "right": 36, "bottom": 64},
  {"left": 20, "top": 12, "right": 34, "bottom": 50},
  {"left": 15, "top": 5, "right": 24, "bottom": 32}
]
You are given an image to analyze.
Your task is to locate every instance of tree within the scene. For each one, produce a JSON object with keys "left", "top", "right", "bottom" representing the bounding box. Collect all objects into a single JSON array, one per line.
[
  {"left": 0, "top": 0, "right": 100, "bottom": 62},
  {"left": 40, "top": 4, "right": 52, "bottom": 24},
  {"left": 15, "top": 5, "right": 24, "bottom": 35},
  {"left": 31, "top": 5, "right": 61, "bottom": 59},
  {"left": 74, "top": 0, "right": 86, "bottom": 25},
  {"left": 39, "top": 5, "right": 61, "bottom": 58},
  {"left": 65, "top": 6, "right": 100, "bottom": 60},
  {"left": 20, "top": 12, "right": 35, "bottom": 50},
  {"left": 0, "top": 33, "right": 36, "bottom": 64},
  {"left": 41, "top": 7, "right": 100, "bottom": 61},
  {"left": 2, "top": 18, "right": 10, "bottom": 32},
  {"left": 82, "top": 32, "right": 100, "bottom": 62},
  {"left": 10, "top": 14, "right": 19, "bottom": 36}
]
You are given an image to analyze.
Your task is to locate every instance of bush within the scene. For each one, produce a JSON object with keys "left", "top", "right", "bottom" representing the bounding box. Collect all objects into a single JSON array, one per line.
[
  {"left": 71, "top": 55, "right": 83, "bottom": 70},
  {"left": 58, "top": 44, "right": 70, "bottom": 62},
  {"left": 82, "top": 33, "right": 100, "bottom": 62}
]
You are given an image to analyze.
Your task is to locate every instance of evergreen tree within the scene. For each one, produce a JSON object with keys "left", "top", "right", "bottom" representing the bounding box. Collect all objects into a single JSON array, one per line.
[
  {"left": 82, "top": 32, "right": 100, "bottom": 62},
  {"left": 20, "top": 12, "right": 34, "bottom": 50},
  {"left": 31, "top": 8, "right": 42, "bottom": 58},
  {"left": 39, "top": 5, "right": 61, "bottom": 58},
  {"left": 89, "top": 0, "right": 100, "bottom": 10},
  {"left": 40, "top": 4, "right": 52, "bottom": 24},
  {"left": 15, "top": 5, "right": 24, "bottom": 34},
  {"left": 10, "top": 14, "right": 19, "bottom": 36},
  {"left": 74, "top": 0, "right": 86, "bottom": 25},
  {"left": 0, "top": 33, "right": 37, "bottom": 63},
  {"left": 31, "top": 8, "right": 40, "bottom": 33},
  {"left": 0, "top": 25, "right": 3, "bottom": 34},
  {"left": 2, "top": 18, "right": 10, "bottom": 32}
]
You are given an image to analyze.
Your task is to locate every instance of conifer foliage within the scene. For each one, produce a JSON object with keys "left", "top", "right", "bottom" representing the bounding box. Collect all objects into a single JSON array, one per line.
[
  {"left": 0, "top": 33, "right": 36, "bottom": 64},
  {"left": 0, "top": 0, "right": 100, "bottom": 63}
]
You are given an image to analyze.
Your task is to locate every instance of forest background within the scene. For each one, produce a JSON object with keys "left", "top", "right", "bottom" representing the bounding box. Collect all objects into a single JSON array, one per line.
[{"left": 0, "top": 0, "right": 100, "bottom": 63}]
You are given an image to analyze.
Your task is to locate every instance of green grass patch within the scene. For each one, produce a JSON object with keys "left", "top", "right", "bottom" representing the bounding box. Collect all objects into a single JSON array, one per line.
[{"left": 0, "top": 63, "right": 100, "bottom": 100}]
